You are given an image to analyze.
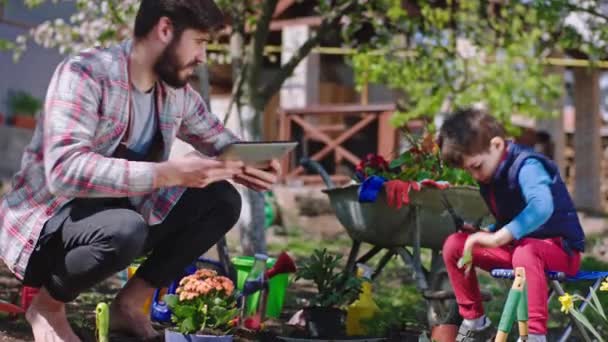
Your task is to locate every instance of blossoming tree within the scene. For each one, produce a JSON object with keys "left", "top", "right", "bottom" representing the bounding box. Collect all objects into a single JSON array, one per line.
[{"left": 0, "top": 0, "right": 382, "bottom": 255}]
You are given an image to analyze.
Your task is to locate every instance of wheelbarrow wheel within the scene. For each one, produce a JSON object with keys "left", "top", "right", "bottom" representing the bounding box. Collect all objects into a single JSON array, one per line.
[{"left": 426, "top": 266, "right": 461, "bottom": 327}]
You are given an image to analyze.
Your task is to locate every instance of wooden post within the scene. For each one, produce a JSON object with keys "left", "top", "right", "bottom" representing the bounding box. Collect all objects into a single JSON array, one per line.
[
  {"left": 378, "top": 111, "right": 397, "bottom": 159},
  {"left": 495, "top": 267, "right": 527, "bottom": 342},
  {"left": 573, "top": 67, "right": 603, "bottom": 212},
  {"left": 361, "top": 80, "right": 369, "bottom": 105}
]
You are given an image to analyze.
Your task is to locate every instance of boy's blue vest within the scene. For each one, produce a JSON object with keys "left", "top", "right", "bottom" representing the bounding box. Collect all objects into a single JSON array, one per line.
[{"left": 479, "top": 143, "right": 585, "bottom": 252}]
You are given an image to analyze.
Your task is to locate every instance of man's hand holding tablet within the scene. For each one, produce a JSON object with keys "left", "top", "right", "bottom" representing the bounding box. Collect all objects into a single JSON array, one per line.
[
  {"left": 219, "top": 141, "right": 297, "bottom": 191},
  {"left": 153, "top": 141, "right": 296, "bottom": 191}
]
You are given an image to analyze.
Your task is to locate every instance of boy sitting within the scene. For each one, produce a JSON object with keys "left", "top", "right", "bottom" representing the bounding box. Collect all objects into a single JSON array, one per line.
[{"left": 437, "top": 108, "right": 585, "bottom": 342}]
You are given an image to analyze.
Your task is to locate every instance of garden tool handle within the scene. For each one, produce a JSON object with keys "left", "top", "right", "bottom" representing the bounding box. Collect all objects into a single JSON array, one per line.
[
  {"left": 96, "top": 302, "right": 109, "bottom": 342},
  {"left": 440, "top": 192, "right": 465, "bottom": 231},
  {"left": 299, "top": 158, "right": 335, "bottom": 189},
  {"left": 518, "top": 321, "right": 529, "bottom": 338},
  {"left": 495, "top": 267, "right": 527, "bottom": 342}
]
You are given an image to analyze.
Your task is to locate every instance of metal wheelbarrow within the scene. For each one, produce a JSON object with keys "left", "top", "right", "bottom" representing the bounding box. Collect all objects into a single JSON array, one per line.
[{"left": 300, "top": 159, "right": 492, "bottom": 327}]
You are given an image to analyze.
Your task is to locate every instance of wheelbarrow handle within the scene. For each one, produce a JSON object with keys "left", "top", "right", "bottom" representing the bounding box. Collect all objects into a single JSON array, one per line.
[
  {"left": 299, "top": 158, "right": 335, "bottom": 189},
  {"left": 440, "top": 192, "right": 482, "bottom": 232},
  {"left": 440, "top": 192, "right": 464, "bottom": 231}
]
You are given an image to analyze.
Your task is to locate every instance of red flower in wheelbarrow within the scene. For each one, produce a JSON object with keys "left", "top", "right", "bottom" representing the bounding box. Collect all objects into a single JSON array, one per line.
[{"left": 356, "top": 154, "right": 390, "bottom": 181}]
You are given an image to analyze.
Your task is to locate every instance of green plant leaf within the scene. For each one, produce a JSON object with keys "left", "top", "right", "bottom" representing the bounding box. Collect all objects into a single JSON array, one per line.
[
  {"left": 570, "top": 308, "right": 606, "bottom": 342},
  {"left": 296, "top": 248, "right": 363, "bottom": 307},
  {"left": 179, "top": 316, "right": 198, "bottom": 335},
  {"left": 173, "top": 305, "right": 197, "bottom": 320},
  {"left": 164, "top": 294, "right": 179, "bottom": 308},
  {"left": 589, "top": 286, "right": 606, "bottom": 320}
]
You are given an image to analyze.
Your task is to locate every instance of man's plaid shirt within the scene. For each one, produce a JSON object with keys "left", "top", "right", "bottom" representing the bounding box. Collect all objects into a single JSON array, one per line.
[{"left": 0, "top": 40, "right": 239, "bottom": 279}]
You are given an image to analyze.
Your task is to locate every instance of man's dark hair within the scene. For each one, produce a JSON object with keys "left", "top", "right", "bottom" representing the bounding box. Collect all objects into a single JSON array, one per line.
[
  {"left": 437, "top": 108, "right": 506, "bottom": 167},
  {"left": 134, "top": 0, "right": 225, "bottom": 39}
]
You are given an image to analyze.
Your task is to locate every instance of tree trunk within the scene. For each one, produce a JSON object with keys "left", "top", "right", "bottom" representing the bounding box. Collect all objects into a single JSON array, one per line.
[
  {"left": 195, "top": 64, "right": 211, "bottom": 108},
  {"left": 230, "top": 32, "right": 268, "bottom": 255},
  {"left": 236, "top": 103, "right": 268, "bottom": 255}
]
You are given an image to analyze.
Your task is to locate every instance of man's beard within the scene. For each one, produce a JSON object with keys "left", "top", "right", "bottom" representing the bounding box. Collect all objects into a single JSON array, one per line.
[{"left": 153, "top": 38, "right": 198, "bottom": 88}]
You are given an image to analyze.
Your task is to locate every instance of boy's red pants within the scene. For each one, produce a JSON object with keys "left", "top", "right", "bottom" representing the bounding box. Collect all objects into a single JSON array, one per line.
[{"left": 443, "top": 232, "right": 581, "bottom": 334}]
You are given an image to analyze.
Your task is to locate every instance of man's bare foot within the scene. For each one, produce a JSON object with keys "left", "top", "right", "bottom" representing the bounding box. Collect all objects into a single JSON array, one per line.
[
  {"left": 110, "top": 276, "right": 159, "bottom": 339},
  {"left": 25, "top": 287, "right": 81, "bottom": 342}
]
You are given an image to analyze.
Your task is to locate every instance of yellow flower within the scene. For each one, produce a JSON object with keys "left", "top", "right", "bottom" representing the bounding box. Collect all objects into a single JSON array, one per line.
[
  {"left": 600, "top": 277, "right": 608, "bottom": 292},
  {"left": 559, "top": 293, "right": 574, "bottom": 313}
]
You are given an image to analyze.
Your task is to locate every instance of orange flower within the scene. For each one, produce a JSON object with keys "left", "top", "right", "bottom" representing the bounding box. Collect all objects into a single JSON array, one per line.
[
  {"left": 196, "top": 282, "right": 213, "bottom": 295},
  {"left": 194, "top": 269, "right": 217, "bottom": 279},
  {"left": 223, "top": 282, "right": 234, "bottom": 295},
  {"left": 179, "top": 290, "right": 198, "bottom": 301},
  {"left": 179, "top": 277, "right": 189, "bottom": 286},
  {"left": 175, "top": 270, "right": 236, "bottom": 301},
  {"left": 184, "top": 280, "right": 198, "bottom": 292}
]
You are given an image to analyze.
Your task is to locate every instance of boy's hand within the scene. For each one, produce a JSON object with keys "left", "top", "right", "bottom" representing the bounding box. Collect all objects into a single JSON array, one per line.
[
  {"left": 234, "top": 159, "right": 281, "bottom": 192},
  {"left": 459, "top": 232, "right": 482, "bottom": 275},
  {"left": 460, "top": 222, "right": 479, "bottom": 233},
  {"left": 458, "top": 229, "right": 515, "bottom": 274},
  {"left": 457, "top": 248, "right": 473, "bottom": 275}
]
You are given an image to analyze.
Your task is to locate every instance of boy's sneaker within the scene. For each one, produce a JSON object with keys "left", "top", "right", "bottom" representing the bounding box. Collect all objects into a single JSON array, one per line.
[{"left": 455, "top": 318, "right": 496, "bottom": 342}]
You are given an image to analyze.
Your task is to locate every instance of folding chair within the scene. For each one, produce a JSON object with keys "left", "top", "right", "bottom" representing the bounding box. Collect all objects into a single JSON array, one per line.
[{"left": 491, "top": 268, "right": 608, "bottom": 342}]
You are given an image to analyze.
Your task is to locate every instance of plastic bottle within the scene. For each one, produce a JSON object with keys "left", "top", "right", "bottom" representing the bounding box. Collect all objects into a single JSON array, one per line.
[
  {"left": 242, "top": 253, "right": 268, "bottom": 320},
  {"left": 346, "top": 263, "right": 379, "bottom": 336}
]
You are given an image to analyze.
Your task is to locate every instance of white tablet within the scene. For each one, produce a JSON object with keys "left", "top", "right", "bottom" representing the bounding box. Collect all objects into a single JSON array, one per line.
[{"left": 218, "top": 141, "right": 298, "bottom": 164}]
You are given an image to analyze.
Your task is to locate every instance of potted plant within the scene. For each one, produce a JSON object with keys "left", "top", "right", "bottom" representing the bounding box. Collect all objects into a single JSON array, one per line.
[
  {"left": 355, "top": 132, "right": 475, "bottom": 186},
  {"left": 164, "top": 269, "right": 238, "bottom": 342},
  {"left": 6, "top": 90, "right": 41, "bottom": 129},
  {"left": 295, "top": 248, "right": 363, "bottom": 338}
]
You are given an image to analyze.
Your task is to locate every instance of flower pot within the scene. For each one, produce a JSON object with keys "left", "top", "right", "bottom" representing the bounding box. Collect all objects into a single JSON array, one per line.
[
  {"left": 164, "top": 329, "right": 233, "bottom": 342},
  {"left": 303, "top": 306, "right": 345, "bottom": 338},
  {"left": 430, "top": 324, "right": 458, "bottom": 342},
  {"left": 13, "top": 114, "right": 37, "bottom": 129}
]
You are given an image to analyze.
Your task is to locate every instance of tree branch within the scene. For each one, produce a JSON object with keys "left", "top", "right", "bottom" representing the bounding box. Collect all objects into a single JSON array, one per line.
[
  {"left": 565, "top": 3, "right": 608, "bottom": 22},
  {"left": 224, "top": 63, "right": 248, "bottom": 126},
  {"left": 261, "top": 1, "right": 356, "bottom": 100},
  {"left": 248, "top": 0, "right": 279, "bottom": 96}
]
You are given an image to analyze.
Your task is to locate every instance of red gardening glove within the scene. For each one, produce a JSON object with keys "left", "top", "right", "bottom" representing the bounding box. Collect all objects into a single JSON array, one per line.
[
  {"left": 420, "top": 179, "right": 450, "bottom": 190},
  {"left": 410, "top": 181, "right": 421, "bottom": 191},
  {"left": 385, "top": 180, "right": 412, "bottom": 209}
]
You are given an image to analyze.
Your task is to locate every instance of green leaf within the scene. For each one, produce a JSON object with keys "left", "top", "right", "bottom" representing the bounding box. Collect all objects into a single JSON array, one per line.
[
  {"left": 0, "top": 39, "right": 16, "bottom": 51},
  {"left": 295, "top": 248, "right": 362, "bottom": 307},
  {"left": 179, "top": 316, "right": 198, "bottom": 334},
  {"left": 164, "top": 294, "right": 179, "bottom": 308},
  {"left": 589, "top": 286, "right": 606, "bottom": 320},
  {"left": 173, "top": 305, "right": 197, "bottom": 320},
  {"left": 570, "top": 309, "right": 606, "bottom": 342}
]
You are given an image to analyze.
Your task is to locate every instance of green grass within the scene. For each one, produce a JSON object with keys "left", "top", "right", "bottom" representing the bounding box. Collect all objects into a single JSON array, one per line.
[
  {"left": 267, "top": 227, "right": 353, "bottom": 259},
  {"left": 361, "top": 284, "right": 427, "bottom": 336},
  {"left": 271, "top": 221, "right": 608, "bottom": 338}
]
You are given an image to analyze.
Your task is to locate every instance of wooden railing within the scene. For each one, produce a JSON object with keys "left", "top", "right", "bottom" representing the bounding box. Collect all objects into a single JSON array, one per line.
[{"left": 278, "top": 103, "right": 398, "bottom": 184}]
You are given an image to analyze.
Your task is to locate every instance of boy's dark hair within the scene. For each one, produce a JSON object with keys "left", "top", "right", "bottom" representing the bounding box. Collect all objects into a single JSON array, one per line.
[
  {"left": 134, "top": 0, "right": 225, "bottom": 39},
  {"left": 437, "top": 108, "right": 506, "bottom": 167}
]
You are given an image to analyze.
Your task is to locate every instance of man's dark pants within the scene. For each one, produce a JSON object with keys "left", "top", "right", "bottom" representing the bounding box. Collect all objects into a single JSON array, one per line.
[{"left": 23, "top": 181, "right": 242, "bottom": 302}]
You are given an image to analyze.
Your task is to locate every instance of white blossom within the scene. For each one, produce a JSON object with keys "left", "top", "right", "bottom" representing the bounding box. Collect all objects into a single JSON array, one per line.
[{"left": 13, "top": 0, "right": 140, "bottom": 60}]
